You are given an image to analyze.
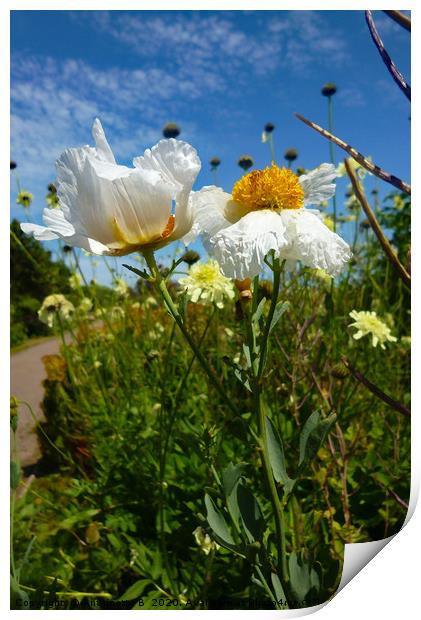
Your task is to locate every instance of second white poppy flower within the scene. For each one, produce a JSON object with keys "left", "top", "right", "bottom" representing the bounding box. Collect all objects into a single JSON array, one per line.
[{"left": 186, "top": 163, "right": 351, "bottom": 279}]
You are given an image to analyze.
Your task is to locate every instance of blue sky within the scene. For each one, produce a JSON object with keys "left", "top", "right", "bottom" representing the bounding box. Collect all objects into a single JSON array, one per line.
[{"left": 10, "top": 10, "right": 411, "bottom": 286}]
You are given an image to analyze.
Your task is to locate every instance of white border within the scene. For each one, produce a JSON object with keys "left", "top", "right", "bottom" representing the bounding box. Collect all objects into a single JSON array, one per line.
[{"left": 2, "top": 1, "right": 418, "bottom": 617}]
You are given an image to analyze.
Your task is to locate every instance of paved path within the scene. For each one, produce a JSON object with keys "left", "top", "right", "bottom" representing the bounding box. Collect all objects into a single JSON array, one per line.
[{"left": 10, "top": 337, "right": 62, "bottom": 467}]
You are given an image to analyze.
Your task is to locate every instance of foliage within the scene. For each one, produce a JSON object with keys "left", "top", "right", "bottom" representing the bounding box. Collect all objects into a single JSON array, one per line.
[
  {"left": 11, "top": 186, "right": 410, "bottom": 607},
  {"left": 10, "top": 220, "right": 72, "bottom": 345}
]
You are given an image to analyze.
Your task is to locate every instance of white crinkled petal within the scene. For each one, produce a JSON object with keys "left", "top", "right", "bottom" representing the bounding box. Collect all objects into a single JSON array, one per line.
[
  {"left": 133, "top": 139, "right": 200, "bottom": 190},
  {"left": 133, "top": 139, "right": 201, "bottom": 240},
  {"left": 183, "top": 186, "right": 234, "bottom": 245},
  {"left": 299, "top": 163, "right": 337, "bottom": 206},
  {"left": 20, "top": 223, "right": 60, "bottom": 241},
  {"left": 92, "top": 118, "right": 117, "bottom": 164},
  {"left": 279, "top": 209, "right": 351, "bottom": 276},
  {"left": 23, "top": 120, "right": 202, "bottom": 254},
  {"left": 208, "top": 210, "right": 288, "bottom": 279},
  {"left": 20, "top": 209, "right": 110, "bottom": 255}
]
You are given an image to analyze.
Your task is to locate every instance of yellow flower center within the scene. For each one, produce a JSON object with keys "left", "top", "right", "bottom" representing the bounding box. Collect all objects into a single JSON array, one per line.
[
  {"left": 232, "top": 163, "right": 304, "bottom": 211},
  {"left": 191, "top": 262, "right": 224, "bottom": 285}
]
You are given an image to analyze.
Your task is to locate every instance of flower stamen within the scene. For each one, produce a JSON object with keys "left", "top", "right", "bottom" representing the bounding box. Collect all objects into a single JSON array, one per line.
[{"left": 232, "top": 163, "right": 304, "bottom": 211}]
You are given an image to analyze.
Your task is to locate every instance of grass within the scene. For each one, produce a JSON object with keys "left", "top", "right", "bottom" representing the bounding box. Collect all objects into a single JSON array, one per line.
[{"left": 10, "top": 196, "right": 410, "bottom": 608}]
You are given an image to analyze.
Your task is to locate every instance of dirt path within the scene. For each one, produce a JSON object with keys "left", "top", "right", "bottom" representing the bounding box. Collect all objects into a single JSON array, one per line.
[{"left": 11, "top": 337, "right": 62, "bottom": 467}]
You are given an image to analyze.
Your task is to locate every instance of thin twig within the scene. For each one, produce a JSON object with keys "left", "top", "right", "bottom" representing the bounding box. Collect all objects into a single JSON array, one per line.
[
  {"left": 345, "top": 159, "right": 411, "bottom": 289},
  {"left": 383, "top": 10, "right": 411, "bottom": 32},
  {"left": 387, "top": 488, "right": 409, "bottom": 510},
  {"left": 341, "top": 357, "right": 410, "bottom": 418},
  {"left": 365, "top": 10, "right": 410, "bottom": 100},
  {"left": 294, "top": 113, "right": 411, "bottom": 194}
]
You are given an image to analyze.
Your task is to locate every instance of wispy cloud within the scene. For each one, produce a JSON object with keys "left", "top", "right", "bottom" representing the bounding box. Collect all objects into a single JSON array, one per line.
[
  {"left": 10, "top": 54, "right": 201, "bottom": 186},
  {"left": 11, "top": 10, "right": 353, "bottom": 200},
  {"left": 77, "top": 10, "right": 351, "bottom": 79}
]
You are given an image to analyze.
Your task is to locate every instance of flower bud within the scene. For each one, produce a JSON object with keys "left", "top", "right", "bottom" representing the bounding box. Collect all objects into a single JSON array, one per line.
[
  {"left": 16, "top": 190, "right": 33, "bottom": 208},
  {"left": 162, "top": 123, "right": 180, "bottom": 138},
  {"left": 321, "top": 83, "right": 337, "bottom": 97},
  {"left": 235, "top": 278, "right": 252, "bottom": 292},
  {"left": 331, "top": 362, "right": 348, "bottom": 379},
  {"left": 238, "top": 155, "right": 254, "bottom": 171},
  {"left": 181, "top": 249, "right": 200, "bottom": 266},
  {"left": 264, "top": 122, "right": 275, "bottom": 133},
  {"left": 10, "top": 160, "right": 17, "bottom": 170},
  {"left": 284, "top": 148, "right": 298, "bottom": 162},
  {"left": 210, "top": 157, "right": 221, "bottom": 169}
]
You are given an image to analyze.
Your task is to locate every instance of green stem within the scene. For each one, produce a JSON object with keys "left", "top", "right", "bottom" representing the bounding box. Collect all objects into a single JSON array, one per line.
[
  {"left": 257, "top": 259, "right": 282, "bottom": 380},
  {"left": 327, "top": 95, "right": 337, "bottom": 232},
  {"left": 245, "top": 265, "right": 290, "bottom": 602},
  {"left": 142, "top": 251, "right": 236, "bottom": 416},
  {"left": 254, "top": 565, "right": 281, "bottom": 609},
  {"left": 269, "top": 134, "right": 276, "bottom": 163}
]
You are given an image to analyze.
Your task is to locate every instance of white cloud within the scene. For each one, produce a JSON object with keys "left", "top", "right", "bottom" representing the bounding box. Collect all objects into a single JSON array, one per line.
[{"left": 10, "top": 54, "right": 203, "bottom": 186}]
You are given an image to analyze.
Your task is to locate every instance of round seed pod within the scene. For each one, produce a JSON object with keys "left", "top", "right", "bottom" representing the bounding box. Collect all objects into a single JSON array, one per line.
[
  {"left": 10, "top": 160, "right": 17, "bottom": 170},
  {"left": 264, "top": 122, "right": 275, "bottom": 133},
  {"left": 331, "top": 362, "right": 348, "bottom": 379},
  {"left": 284, "top": 148, "right": 298, "bottom": 162},
  {"left": 181, "top": 250, "right": 200, "bottom": 266},
  {"left": 162, "top": 123, "right": 181, "bottom": 138},
  {"left": 238, "top": 155, "right": 254, "bottom": 171},
  {"left": 321, "top": 83, "right": 337, "bottom": 97},
  {"left": 210, "top": 157, "right": 221, "bottom": 169}
]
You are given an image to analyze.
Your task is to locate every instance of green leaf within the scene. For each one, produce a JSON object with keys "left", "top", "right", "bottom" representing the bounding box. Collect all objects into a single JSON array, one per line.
[
  {"left": 118, "top": 579, "right": 152, "bottom": 601},
  {"left": 265, "top": 417, "right": 293, "bottom": 488},
  {"left": 222, "top": 463, "right": 247, "bottom": 532},
  {"left": 10, "top": 460, "right": 20, "bottom": 490},
  {"left": 243, "top": 344, "right": 252, "bottom": 368},
  {"left": 59, "top": 508, "right": 100, "bottom": 530},
  {"left": 205, "top": 494, "right": 235, "bottom": 546},
  {"left": 271, "top": 573, "right": 288, "bottom": 609},
  {"left": 122, "top": 263, "right": 150, "bottom": 280},
  {"left": 288, "top": 552, "right": 320, "bottom": 605},
  {"left": 222, "top": 356, "right": 252, "bottom": 392},
  {"left": 298, "top": 411, "right": 337, "bottom": 472},
  {"left": 222, "top": 462, "right": 248, "bottom": 497},
  {"left": 236, "top": 482, "right": 264, "bottom": 543},
  {"left": 234, "top": 367, "right": 252, "bottom": 392},
  {"left": 252, "top": 298, "right": 266, "bottom": 324},
  {"left": 268, "top": 301, "right": 289, "bottom": 334}
]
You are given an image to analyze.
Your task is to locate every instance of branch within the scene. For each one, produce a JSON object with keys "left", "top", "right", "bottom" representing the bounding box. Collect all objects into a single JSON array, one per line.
[
  {"left": 341, "top": 357, "right": 410, "bottom": 418},
  {"left": 294, "top": 112, "right": 411, "bottom": 194},
  {"left": 365, "top": 10, "right": 411, "bottom": 101},
  {"left": 383, "top": 10, "right": 411, "bottom": 32},
  {"left": 344, "top": 158, "right": 411, "bottom": 289}
]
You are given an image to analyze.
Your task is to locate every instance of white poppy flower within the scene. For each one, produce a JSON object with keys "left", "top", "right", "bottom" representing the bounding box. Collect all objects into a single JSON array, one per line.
[
  {"left": 21, "top": 119, "right": 201, "bottom": 255},
  {"left": 186, "top": 162, "right": 351, "bottom": 279}
]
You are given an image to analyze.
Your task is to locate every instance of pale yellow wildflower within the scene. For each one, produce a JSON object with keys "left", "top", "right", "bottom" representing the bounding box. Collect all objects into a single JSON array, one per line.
[
  {"left": 38, "top": 294, "right": 75, "bottom": 328},
  {"left": 179, "top": 260, "right": 235, "bottom": 309},
  {"left": 349, "top": 310, "right": 397, "bottom": 349},
  {"left": 193, "top": 527, "right": 220, "bottom": 555}
]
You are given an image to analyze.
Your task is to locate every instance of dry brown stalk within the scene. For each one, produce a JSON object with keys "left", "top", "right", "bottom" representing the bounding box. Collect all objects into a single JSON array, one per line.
[
  {"left": 344, "top": 158, "right": 411, "bottom": 289},
  {"left": 294, "top": 112, "right": 411, "bottom": 194},
  {"left": 365, "top": 10, "right": 411, "bottom": 101},
  {"left": 383, "top": 10, "right": 411, "bottom": 32},
  {"left": 341, "top": 357, "right": 410, "bottom": 418}
]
